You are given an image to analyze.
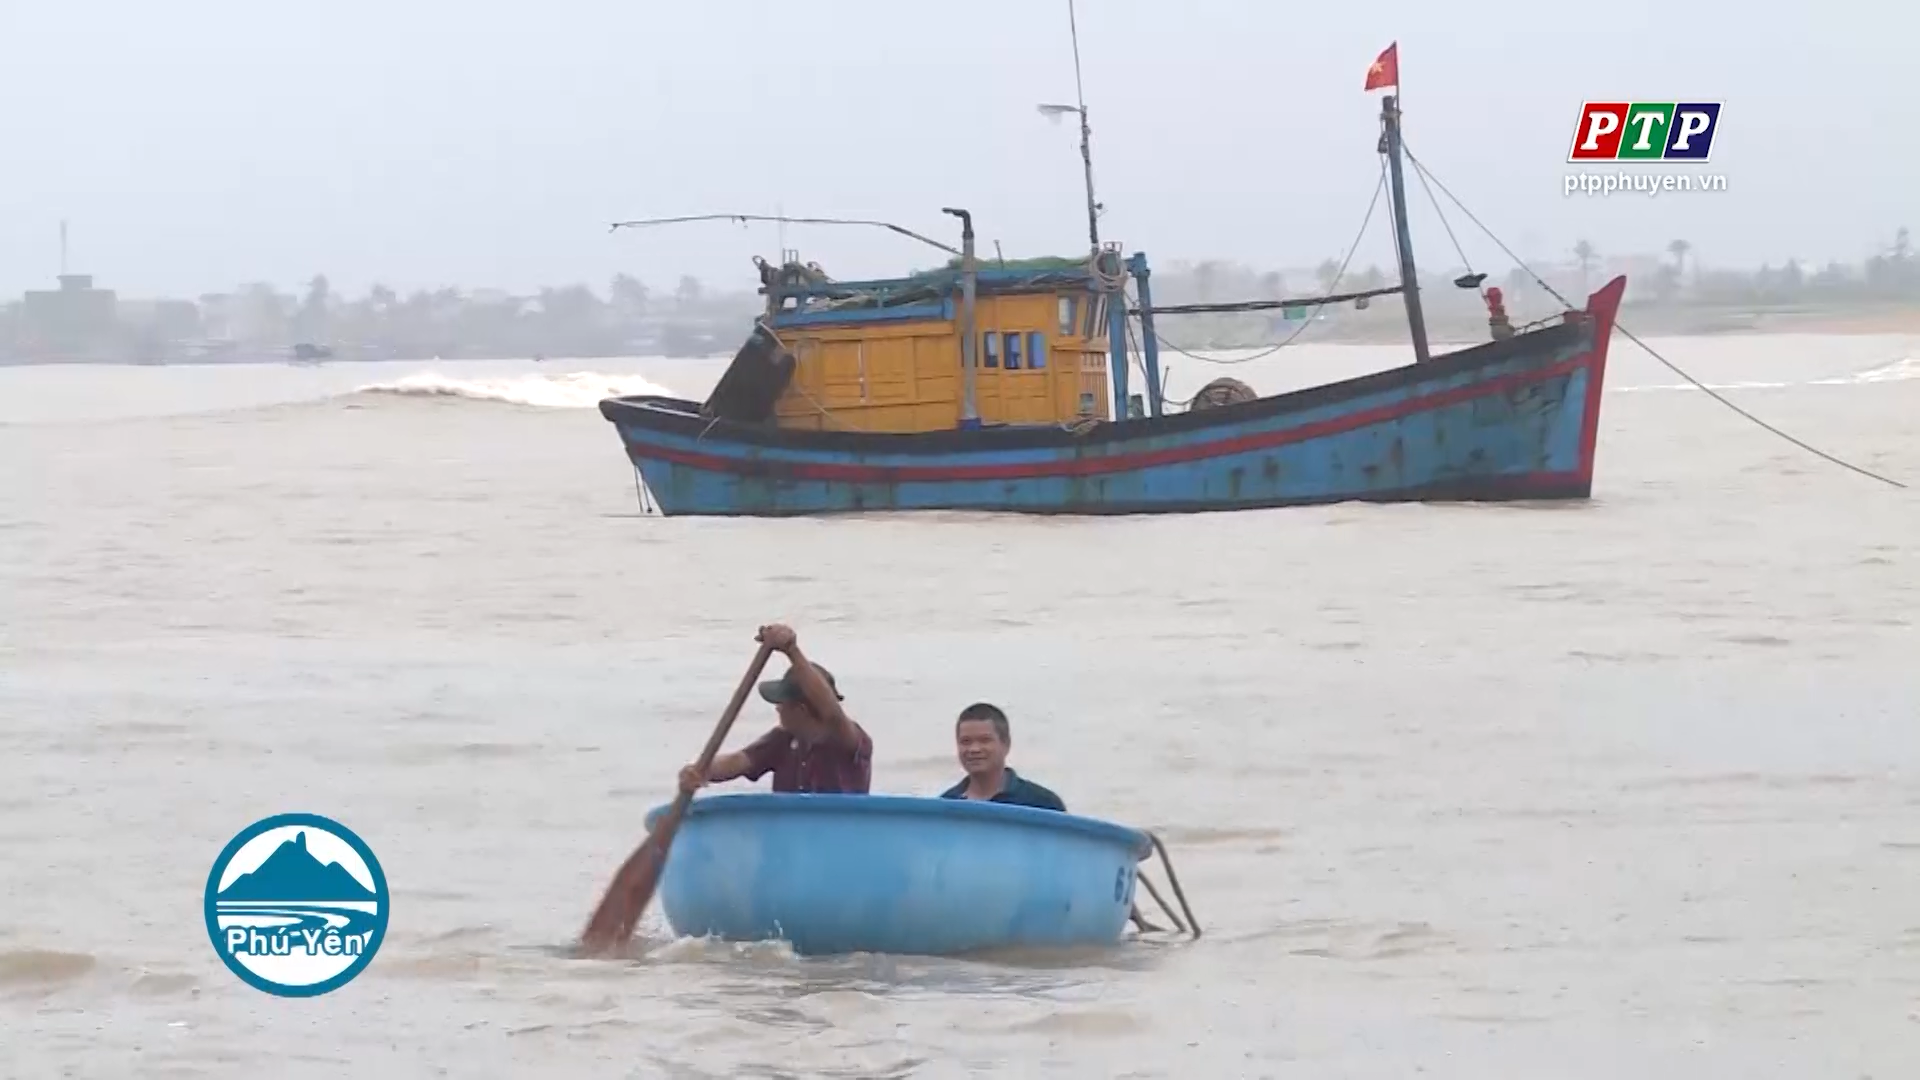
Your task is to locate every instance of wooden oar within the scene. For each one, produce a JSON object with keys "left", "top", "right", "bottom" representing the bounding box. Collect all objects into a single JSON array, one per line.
[{"left": 577, "top": 641, "right": 776, "bottom": 957}]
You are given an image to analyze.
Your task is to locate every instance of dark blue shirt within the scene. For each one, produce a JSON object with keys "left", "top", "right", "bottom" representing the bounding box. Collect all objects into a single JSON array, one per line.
[{"left": 939, "top": 768, "right": 1066, "bottom": 812}]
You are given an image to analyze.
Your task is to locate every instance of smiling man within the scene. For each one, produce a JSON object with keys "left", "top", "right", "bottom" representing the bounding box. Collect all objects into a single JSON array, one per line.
[
  {"left": 938, "top": 700, "right": 1164, "bottom": 933},
  {"left": 938, "top": 702, "right": 1065, "bottom": 810}
]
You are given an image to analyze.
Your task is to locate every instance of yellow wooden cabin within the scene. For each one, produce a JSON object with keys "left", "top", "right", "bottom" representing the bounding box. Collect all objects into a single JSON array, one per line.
[{"left": 751, "top": 256, "right": 1122, "bottom": 433}]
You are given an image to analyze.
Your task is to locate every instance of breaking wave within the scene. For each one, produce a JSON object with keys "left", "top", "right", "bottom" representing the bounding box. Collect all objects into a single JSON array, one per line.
[
  {"left": 1827, "top": 354, "right": 1920, "bottom": 385},
  {"left": 354, "top": 371, "right": 678, "bottom": 409},
  {"left": 1612, "top": 355, "right": 1920, "bottom": 393}
]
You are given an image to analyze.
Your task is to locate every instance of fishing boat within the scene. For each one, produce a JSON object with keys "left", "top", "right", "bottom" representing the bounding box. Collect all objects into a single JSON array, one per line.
[
  {"left": 597, "top": 50, "right": 1625, "bottom": 517},
  {"left": 644, "top": 793, "right": 1179, "bottom": 956}
]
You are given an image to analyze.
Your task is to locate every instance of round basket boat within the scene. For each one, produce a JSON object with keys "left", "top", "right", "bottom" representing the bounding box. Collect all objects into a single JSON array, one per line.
[{"left": 642, "top": 793, "right": 1152, "bottom": 957}]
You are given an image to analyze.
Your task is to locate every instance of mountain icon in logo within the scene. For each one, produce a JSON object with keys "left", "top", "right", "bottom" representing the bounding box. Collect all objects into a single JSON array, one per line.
[
  {"left": 204, "top": 813, "right": 390, "bottom": 997},
  {"left": 217, "top": 830, "right": 377, "bottom": 902}
]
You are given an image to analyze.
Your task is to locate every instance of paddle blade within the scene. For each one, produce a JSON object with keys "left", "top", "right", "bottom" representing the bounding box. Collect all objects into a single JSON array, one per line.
[
  {"left": 577, "top": 828, "right": 669, "bottom": 956},
  {"left": 576, "top": 641, "right": 773, "bottom": 958}
]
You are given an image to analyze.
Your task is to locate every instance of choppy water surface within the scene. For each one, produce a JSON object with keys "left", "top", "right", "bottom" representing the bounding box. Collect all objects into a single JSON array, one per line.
[{"left": 2, "top": 332, "right": 1917, "bottom": 1078}]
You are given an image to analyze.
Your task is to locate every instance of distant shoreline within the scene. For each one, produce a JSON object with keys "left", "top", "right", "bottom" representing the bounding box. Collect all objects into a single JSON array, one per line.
[
  {"left": 3, "top": 303, "right": 1915, "bottom": 368},
  {"left": 1175, "top": 301, "right": 1920, "bottom": 349},
  {"left": 0, "top": 352, "right": 734, "bottom": 369}
]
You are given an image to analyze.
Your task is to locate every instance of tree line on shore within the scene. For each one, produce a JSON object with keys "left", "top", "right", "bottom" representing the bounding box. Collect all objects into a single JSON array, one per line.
[{"left": 2, "top": 228, "right": 1912, "bottom": 362}]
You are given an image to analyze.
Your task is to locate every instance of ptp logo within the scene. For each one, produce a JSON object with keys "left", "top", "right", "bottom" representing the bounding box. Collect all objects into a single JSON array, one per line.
[{"left": 1568, "top": 103, "right": 1722, "bottom": 162}]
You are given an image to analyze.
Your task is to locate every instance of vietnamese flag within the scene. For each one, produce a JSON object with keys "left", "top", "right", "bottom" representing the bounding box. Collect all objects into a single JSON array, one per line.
[{"left": 1364, "top": 42, "right": 1398, "bottom": 91}]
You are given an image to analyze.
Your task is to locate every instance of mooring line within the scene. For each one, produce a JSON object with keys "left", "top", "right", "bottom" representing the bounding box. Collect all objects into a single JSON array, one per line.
[
  {"left": 1609, "top": 324, "right": 1907, "bottom": 490},
  {"left": 1403, "top": 145, "right": 1907, "bottom": 492}
]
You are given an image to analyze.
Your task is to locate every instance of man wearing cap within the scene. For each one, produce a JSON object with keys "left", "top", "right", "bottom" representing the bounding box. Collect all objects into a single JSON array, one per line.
[{"left": 676, "top": 623, "right": 873, "bottom": 795}]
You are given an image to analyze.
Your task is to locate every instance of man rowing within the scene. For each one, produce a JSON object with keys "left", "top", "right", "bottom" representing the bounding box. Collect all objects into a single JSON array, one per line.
[{"left": 677, "top": 623, "right": 873, "bottom": 795}]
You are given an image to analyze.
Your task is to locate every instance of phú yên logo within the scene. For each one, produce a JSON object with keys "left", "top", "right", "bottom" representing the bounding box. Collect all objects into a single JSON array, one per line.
[
  {"left": 1568, "top": 102, "right": 1722, "bottom": 162},
  {"left": 203, "top": 813, "right": 389, "bottom": 997}
]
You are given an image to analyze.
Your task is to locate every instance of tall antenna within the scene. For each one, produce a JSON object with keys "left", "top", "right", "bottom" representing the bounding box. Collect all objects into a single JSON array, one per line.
[
  {"left": 1067, "top": 0, "right": 1089, "bottom": 122},
  {"left": 1037, "top": 0, "right": 1101, "bottom": 253}
]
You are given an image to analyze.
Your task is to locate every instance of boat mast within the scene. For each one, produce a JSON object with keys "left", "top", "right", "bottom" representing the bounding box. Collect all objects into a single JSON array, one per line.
[
  {"left": 943, "top": 207, "right": 981, "bottom": 427},
  {"left": 1377, "top": 94, "right": 1431, "bottom": 363},
  {"left": 1042, "top": 0, "right": 1139, "bottom": 418},
  {"left": 1038, "top": 1, "right": 1103, "bottom": 253},
  {"left": 1066, "top": 0, "right": 1099, "bottom": 251}
]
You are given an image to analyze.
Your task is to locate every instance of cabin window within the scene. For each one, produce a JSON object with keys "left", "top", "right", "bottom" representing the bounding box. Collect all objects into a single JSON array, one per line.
[
  {"left": 1028, "top": 332, "right": 1047, "bottom": 370},
  {"left": 1057, "top": 296, "right": 1078, "bottom": 336},
  {"left": 1003, "top": 332, "right": 1022, "bottom": 370},
  {"left": 982, "top": 332, "right": 999, "bottom": 368}
]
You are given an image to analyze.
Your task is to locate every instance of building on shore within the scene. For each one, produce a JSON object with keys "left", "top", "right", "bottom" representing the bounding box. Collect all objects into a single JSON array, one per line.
[{"left": 19, "top": 273, "right": 118, "bottom": 361}]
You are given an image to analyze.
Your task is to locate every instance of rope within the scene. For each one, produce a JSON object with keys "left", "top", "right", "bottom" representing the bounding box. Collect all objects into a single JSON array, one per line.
[
  {"left": 1090, "top": 251, "right": 1129, "bottom": 293},
  {"left": 1609, "top": 325, "right": 1906, "bottom": 489},
  {"left": 792, "top": 380, "right": 867, "bottom": 430},
  {"left": 1139, "top": 284, "right": 1403, "bottom": 316},
  {"left": 1409, "top": 154, "right": 1475, "bottom": 278},
  {"left": 1148, "top": 159, "right": 1389, "bottom": 365},
  {"left": 1402, "top": 145, "right": 1907, "bottom": 492},
  {"left": 1160, "top": 376, "right": 1198, "bottom": 411},
  {"left": 630, "top": 464, "right": 654, "bottom": 515},
  {"left": 1122, "top": 311, "right": 1158, "bottom": 413},
  {"left": 751, "top": 318, "right": 869, "bottom": 432}
]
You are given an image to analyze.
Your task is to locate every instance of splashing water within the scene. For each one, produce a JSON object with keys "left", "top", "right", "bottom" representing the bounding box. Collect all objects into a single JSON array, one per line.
[
  {"left": 355, "top": 371, "right": 678, "bottom": 409},
  {"left": 1817, "top": 355, "right": 1920, "bottom": 385}
]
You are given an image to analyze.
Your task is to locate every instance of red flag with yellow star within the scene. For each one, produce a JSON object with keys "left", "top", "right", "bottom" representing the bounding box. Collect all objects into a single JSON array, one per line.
[{"left": 1364, "top": 42, "right": 1398, "bottom": 91}]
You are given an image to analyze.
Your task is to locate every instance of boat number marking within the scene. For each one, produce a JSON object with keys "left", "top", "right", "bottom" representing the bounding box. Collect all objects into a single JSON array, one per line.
[{"left": 1112, "top": 866, "right": 1133, "bottom": 904}]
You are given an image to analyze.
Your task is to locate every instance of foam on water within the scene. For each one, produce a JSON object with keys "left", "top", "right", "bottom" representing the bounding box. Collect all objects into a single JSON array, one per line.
[
  {"left": 1613, "top": 353, "right": 1919, "bottom": 393},
  {"left": 1822, "top": 353, "right": 1920, "bottom": 384},
  {"left": 354, "top": 370, "right": 678, "bottom": 409}
]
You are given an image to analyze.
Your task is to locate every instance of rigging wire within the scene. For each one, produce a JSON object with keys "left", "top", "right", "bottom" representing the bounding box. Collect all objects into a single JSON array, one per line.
[
  {"left": 1122, "top": 311, "right": 1191, "bottom": 411},
  {"left": 1138, "top": 285, "right": 1405, "bottom": 316},
  {"left": 1146, "top": 160, "right": 1390, "bottom": 366},
  {"left": 1402, "top": 144, "right": 1906, "bottom": 491},
  {"left": 608, "top": 213, "right": 963, "bottom": 258},
  {"left": 1409, "top": 156, "right": 1474, "bottom": 277},
  {"left": 1066, "top": 0, "right": 1089, "bottom": 124}
]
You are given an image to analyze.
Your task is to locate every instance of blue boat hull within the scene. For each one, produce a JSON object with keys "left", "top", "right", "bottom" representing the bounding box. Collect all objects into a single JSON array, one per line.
[
  {"left": 600, "top": 278, "right": 1625, "bottom": 517},
  {"left": 643, "top": 794, "right": 1151, "bottom": 957}
]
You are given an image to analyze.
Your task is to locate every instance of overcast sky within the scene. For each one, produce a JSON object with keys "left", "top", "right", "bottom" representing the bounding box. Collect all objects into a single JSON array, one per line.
[{"left": 0, "top": 0, "right": 1906, "bottom": 299}]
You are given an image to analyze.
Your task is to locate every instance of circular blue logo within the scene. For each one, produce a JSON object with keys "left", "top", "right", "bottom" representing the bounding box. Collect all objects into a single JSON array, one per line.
[{"left": 203, "top": 813, "right": 389, "bottom": 997}]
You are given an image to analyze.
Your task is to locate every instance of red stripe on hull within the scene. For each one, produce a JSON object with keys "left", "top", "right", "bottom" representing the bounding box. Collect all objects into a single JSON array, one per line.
[{"left": 627, "top": 349, "right": 1600, "bottom": 485}]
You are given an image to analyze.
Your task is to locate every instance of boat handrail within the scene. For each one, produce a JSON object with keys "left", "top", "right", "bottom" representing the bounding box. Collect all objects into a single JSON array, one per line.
[{"left": 1136, "top": 830, "right": 1202, "bottom": 939}]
